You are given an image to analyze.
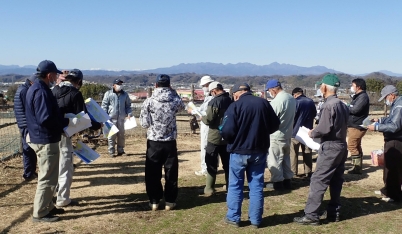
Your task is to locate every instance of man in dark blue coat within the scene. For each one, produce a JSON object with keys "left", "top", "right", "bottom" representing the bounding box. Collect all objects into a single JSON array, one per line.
[
  {"left": 290, "top": 88, "right": 317, "bottom": 177},
  {"left": 13, "top": 74, "right": 38, "bottom": 181},
  {"left": 220, "top": 83, "right": 280, "bottom": 228},
  {"left": 25, "top": 60, "right": 69, "bottom": 222}
]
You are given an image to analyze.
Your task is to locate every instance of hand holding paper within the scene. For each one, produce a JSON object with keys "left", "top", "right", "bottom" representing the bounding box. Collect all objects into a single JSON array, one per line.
[
  {"left": 187, "top": 102, "right": 202, "bottom": 117},
  {"left": 64, "top": 112, "right": 92, "bottom": 137},
  {"left": 295, "top": 126, "right": 320, "bottom": 151}
]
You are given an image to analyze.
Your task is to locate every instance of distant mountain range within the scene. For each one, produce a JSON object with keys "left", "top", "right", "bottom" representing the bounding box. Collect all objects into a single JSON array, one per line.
[{"left": 0, "top": 62, "right": 401, "bottom": 77}]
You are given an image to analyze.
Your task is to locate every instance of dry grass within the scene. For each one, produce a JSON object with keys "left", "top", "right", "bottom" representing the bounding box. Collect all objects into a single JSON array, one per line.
[{"left": 1, "top": 131, "right": 402, "bottom": 234}]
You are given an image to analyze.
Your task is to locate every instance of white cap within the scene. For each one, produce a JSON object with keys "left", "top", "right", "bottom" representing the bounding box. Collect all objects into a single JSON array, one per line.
[
  {"left": 208, "top": 81, "right": 222, "bottom": 92},
  {"left": 200, "top": 76, "right": 214, "bottom": 86}
]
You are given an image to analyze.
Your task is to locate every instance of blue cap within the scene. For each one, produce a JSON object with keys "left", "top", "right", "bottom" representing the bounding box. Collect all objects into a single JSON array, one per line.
[
  {"left": 266, "top": 79, "right": 281, "bottom": 90},
  {"left": 156, "top": 74, "right": 170, "bottom": 84},
  {"left": 36, "top": 60, "right": 62, "bottom": 74}
]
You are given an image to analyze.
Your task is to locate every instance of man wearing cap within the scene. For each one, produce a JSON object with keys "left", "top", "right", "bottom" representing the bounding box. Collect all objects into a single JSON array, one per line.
[
  {"left": 294, "top": 74, "right": 349, "bottom": 225},
  {"left": 101, "top": 79, "right": 133, "bottom": 157},
  {"left": 25, "top": 60, "right": 69, "bottom": 222},
  {"left": 265, "top": 79, "right": 296, "bottom": 190},
  {"left": 13, "top": 74, "right": 38, "bottom": 181},
  {"left": 220, "top": 83, "right": 279, "bottom": 228},
  {"left": 345, "top": 78, "right": 370, "bottom": 174},
  {"left": 140, "top": 74, "right": 185, "bottom": 211},
  {"left": 52, "top": 69, "right": 102, "bottom": 207},
  {"left": 201, "top": 81, "right": 232, "bottom": 195},
  {"left": 314, "top": 89, "right": 324, "bottom": 124},
  {"left": 290, "top": 88, "right": 317, "bottom": 178},
  {"left": 367, "top": 85, "right": 402, "bottom": 202},
  {"left": 187, "top": 75, "right": 215, "bottom": 176}
]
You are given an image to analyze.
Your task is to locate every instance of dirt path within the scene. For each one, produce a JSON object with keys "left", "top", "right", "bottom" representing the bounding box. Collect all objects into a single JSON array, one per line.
[{"left": 0, "top": 131, "right": 392, "bottom": 233}]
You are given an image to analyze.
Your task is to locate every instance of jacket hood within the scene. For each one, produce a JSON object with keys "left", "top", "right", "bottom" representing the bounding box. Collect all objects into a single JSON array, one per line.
[
  {"left": 53, "top": 81, "right": 76, "bottom": 99},
  {"left": 152, "top": 88, "right": 179, "bottom": 102}
]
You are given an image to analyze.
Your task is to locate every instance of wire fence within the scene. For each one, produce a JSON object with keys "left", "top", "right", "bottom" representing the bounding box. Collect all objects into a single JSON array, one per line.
[
  {"left": 0, "top": 105, "right": 21, "bottom": 160},
  {"left": 0, "top": 98, "right": 389, "bottom": 160}
]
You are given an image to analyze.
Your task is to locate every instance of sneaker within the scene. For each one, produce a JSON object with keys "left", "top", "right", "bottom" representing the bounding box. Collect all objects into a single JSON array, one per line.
[
  {"left": 57, "top": 200, "right": 79, "bottom": 207},
  {"left": 32, "top": 214, "right": 60, "bottom": 222},
  {"left": 23, "top": 173, "right": 38, "bottom": 182},
  {"left": 194, "top": 170, "right": 207, "bottom": 176},
  {"left": 165, "top": 202, "right": 176, "bottom": 211},
  {"left": 382, "top": 197, "right": 394, "bottom": 202},
  {"left": 117, "top": 151, "right": 126, "bottom": 156},
  {"left": 109, "top": 153, "right": 115, "bottom": 158},
  {"left": 149, "top": 202, "right": 159, "bottom": 211},
  {"left": 293, "top": 215, "right": 320, "bottom": 225},
  {"left": 49, "top": 207, "right": 65, "bottom": 215},
  {"left": 224, "top": 217, "right": 240, "bottom": 227}
]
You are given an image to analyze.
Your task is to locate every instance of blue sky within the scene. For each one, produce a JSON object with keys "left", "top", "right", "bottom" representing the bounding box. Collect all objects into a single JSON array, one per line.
[{"left": 1, "top": 0, "right": 401, "bottom": 74}]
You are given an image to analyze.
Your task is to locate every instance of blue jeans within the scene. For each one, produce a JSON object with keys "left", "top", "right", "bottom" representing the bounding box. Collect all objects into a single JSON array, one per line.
[{"left": 226, "top": 153, "right": 266, "bottom": 225}]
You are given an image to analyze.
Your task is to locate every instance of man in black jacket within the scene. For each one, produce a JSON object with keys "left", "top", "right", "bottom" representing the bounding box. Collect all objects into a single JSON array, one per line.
[
  {"left": 52, "top": 69, "right": 101, "bottom": 207},
  {"left": 201, "top": 81, "right": 232, "bottom": 196},
  {"left": 220, "top": 83, "right": 279, "bottom": 228},
  {"left": 346, "top": 78, "right": 370, "bottom": 174},
  {"left": 13, "top": 74, "right": 38, "bottom": 181}
]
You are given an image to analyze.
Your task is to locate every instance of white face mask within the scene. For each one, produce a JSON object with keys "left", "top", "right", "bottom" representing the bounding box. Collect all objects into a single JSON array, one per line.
[
  {"left": 115, "top": 84, "right": 122, "bottom": 92},
  {"left": 386, "top": 99, "right": 392, "bottom": 106},
  {"left": 268, "top": 91, "right": 274, "bottom": 98},
  {"left": 350, "top": 87, "right": 356, "bottom": 94},
  {"left": 202, "top": 87, "right": 209, "bottom": 96}
]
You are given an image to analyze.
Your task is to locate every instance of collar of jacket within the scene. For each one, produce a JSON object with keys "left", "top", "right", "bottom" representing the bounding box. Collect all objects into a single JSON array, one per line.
[
  {"left": 112, "top": 88, "right": 124, "bottom": 94},
  {"left": 324, "top": 94, "right": 337, "bottom": 102},
  {"left": 238, "top": 91, "right": 252, "bottom": 99},
  {"left": 214, "top": 91, "right": 228, "bottom": 98},
  {"left": 352, "top": 90, "right": 366, "bottom": 100}
]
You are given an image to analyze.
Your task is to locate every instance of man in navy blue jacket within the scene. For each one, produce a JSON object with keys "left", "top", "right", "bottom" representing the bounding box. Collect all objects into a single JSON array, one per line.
[
  {"left": 25, "top": 60, "right": 69, "bottom": 223},
  {"left": 13, "top": 74, "right": 38, "bottom": 181},
  {"left": 290, "top": 88, "right": 317, "bottom": 177},
  {"left": 220, "top": 83, "right": 280, "bottom": 228}
]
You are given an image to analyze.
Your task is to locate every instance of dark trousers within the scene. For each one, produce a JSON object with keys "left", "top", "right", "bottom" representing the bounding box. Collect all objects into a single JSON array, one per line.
[
  {"left": 20, "top": 128, "right": 37, "bottom": 178},
  {"left": 145, "top": 140, "right": 178, "bottom": 204},
  {"left": 205, "top": 142, "right": 230, "bottom": 187},
  {"left": 382, "top": 140, "right": 402, "bottom": 201},
  {"left": 304, "top": 141, "right": 348, "bottom": 220}
]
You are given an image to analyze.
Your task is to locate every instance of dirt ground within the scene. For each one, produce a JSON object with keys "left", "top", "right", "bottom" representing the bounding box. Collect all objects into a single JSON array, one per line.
[{"left": 0, "top": 130, "right": 398, "bottom": 233}]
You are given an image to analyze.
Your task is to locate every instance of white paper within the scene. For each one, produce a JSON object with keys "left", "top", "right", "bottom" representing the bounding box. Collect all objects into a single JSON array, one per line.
[
  {"left": 85, "top": 98, "right": 110, "bottom": 123},
  {"left": 74, "top": 141, "right": 100, "bottom": 163},
  {"left": 124, "top": 116, "right": 137, "bottom": 130},
  {"left": 102, "top": 120, "right": 119, "bottom": 138},
  {"left": 359, "top": 116, "right": 373, "bottom": 129},
  {"left": 187, "top": 102, "right": 202, "bottom": 117},
  {"left": 295, "top": 126, "right": 321, "bottom": 151},
  {"left": 63, "top": 112, "right": 92, "bottom": 137}
]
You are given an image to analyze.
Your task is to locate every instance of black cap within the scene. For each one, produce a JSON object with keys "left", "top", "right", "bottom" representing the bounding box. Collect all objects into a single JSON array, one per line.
[
  {"left": 113, "top": 79, "right": 124, "bottom": 85},
  {"left": 65, "top": 69, "right": 83, "bottom": 82},
  {"left": 36, "top": 60, "right": 62, "bottom": 74},
  {"left": 232, "top": 83, "right": 251, "bottom": 93}
]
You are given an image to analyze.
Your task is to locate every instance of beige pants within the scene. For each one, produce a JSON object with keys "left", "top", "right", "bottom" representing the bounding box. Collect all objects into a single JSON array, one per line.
[
  {"left": 347, "top": 127, "right": 366, "bottom": 156},
  {"left": 28, "top": 142, "right": 60, "bottom": 218},
  {"left": 267, "top": 139, "right": 294, "bottom": 182},
  {"left": 290, "top": 138, "right": 313, "bottom": 175}
]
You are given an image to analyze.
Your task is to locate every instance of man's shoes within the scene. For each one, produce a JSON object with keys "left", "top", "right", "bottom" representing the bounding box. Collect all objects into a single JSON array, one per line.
[
  {"left": 194, "top": 170, "right": 207, "bottom": 176},
  {"left": 266, "top": 181, "right": 284, "bottom": 191},
  {"left": 23, "top": 173, "right": 38, "bottom": 182},
  {"left": 165, "top": 202, "right": 176, "bottom": 211},
  {"left": 32, "top": 214, "right": 59, "bottom": 223},
  {"left": 382, "top": 197, "right": 395, "bottom": 202},
  {"left": 293, "top": 215, "right": 320, "bottom": 225},
  {"left": 224, "top": 217, "right": 240, "bottom": 227},
  {"left": 117, "top": 151, "right": 126, "bottom": 156},
  {"left": 49, "top": 207, "right": 65, "bottom": 215},
  {"left": 149, "top": 202, "right": 159, "bottom": 211},
  {"left": 283, "top": 179, "right": 292, "bottom": 190},
  {"left": 109, "top": 152, "right": 115, "bottom": 158},
  {"left": 57, "top": 200, "right": 79, "bottom": 207},
  {"left": 320, "top": 211, "right": 340, "bottom": 222}
]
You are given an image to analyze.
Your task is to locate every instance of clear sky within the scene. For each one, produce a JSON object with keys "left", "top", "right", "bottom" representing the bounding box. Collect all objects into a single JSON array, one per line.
[{"left": 1, "top": 0, "right": 401, "bottom": 74}]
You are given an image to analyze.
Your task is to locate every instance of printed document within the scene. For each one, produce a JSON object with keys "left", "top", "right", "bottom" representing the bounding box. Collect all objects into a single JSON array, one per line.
[
  {"left": 85, "top": 98, "right": 110, "bottom": 123},
  {"left": 295, "top": 126, "right": 320, "bottom": 151},
  {"left": 63, "top": 112, "right": 92, "bottom": 137},
  {"left": 74, "top": 141, "right": 100, "bottom": 163}
]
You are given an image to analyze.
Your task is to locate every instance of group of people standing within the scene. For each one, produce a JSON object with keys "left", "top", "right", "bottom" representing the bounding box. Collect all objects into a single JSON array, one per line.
[{"left": 13, "top": 62, "right": 402, "bottom": 226}]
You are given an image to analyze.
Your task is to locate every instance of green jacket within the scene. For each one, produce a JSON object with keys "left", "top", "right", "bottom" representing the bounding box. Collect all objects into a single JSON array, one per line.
[{"left": 202, "top": 92, "right": 232, "bottom": 145}]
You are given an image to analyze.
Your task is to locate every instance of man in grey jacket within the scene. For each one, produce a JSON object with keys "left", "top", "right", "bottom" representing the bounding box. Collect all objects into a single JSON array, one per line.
[
  {"left": 294, "top": 74, "right": 349, "bottom": 225},
  {"left": 368, "top": 85, "right": 402, "bottom": 202},
  {"left": 101, "top": 79, "right": 133, "bottom": 157}
]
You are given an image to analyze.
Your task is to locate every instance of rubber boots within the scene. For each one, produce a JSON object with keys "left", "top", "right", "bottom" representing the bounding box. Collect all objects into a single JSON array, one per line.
[
  {"left": 204, "top": 173, "right": 216, "bottom": 196},
  {"left": 347, "top": 155, "right": 362, "bottom": 174}
]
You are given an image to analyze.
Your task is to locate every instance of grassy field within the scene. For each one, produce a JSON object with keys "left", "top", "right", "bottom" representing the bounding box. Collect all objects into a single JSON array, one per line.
[{"left": 1, "top": 132, "right": 402, "bottom": 233}]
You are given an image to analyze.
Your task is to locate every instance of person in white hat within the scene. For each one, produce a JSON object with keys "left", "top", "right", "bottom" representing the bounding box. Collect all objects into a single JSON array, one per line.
[{"left": 188, "top": 75, "right": 215, "bottom": 176}]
